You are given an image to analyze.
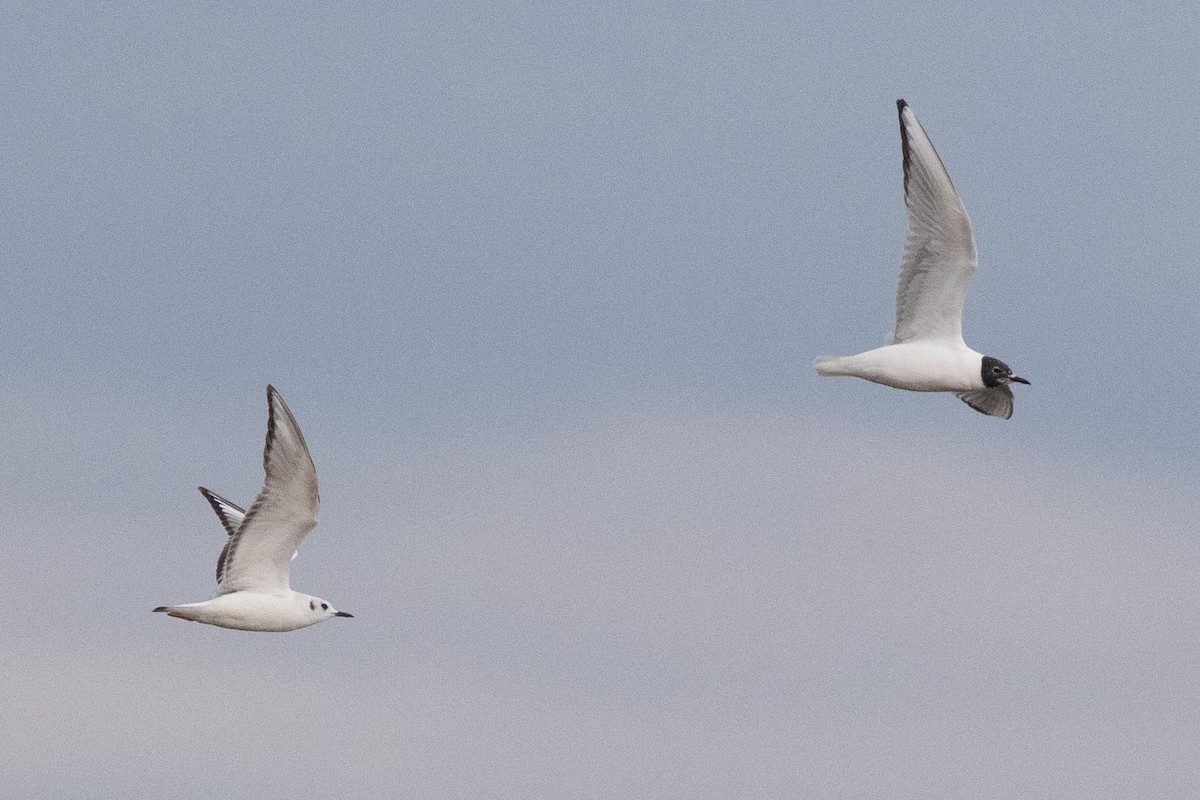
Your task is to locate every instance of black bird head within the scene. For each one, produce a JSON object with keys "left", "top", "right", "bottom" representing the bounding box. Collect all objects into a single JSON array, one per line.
[{"left": 981, "top": 356, "right": 1030, "bottom": 388}]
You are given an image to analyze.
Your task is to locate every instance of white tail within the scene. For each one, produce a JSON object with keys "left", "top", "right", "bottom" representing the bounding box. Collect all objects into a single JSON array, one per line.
[{"left": 814, "top": 356, "right": 850, "bottom": 377}]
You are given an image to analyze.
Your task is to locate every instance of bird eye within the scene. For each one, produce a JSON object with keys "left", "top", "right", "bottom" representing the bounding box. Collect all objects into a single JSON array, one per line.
[
  {"left": 993, "top": 366, "right": 1003, "bottom": 374},
  {"left": 321, "top": 603, "right": 329, "bottom": 610}
]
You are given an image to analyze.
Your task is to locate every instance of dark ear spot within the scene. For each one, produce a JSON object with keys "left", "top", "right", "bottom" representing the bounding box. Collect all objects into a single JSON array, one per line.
[{"left": 309, "top": 600, "right": 315, "bottom": 610}]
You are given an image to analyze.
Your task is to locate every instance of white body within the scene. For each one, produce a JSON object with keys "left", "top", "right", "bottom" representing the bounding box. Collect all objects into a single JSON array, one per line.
[
  {"left": 154, "top": 386, "right": 352, "bottom": 632},
  {"left": 157, "top": 591, "right": 337, "bottom": 633},
  {"left": 816, "top": 342, "right": 985, "bottom": 393}
]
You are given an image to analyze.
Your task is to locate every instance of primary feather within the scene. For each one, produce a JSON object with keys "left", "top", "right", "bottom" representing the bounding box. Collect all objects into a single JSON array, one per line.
[
  {"left": 215, "top": 385, "right": 319, "bottom": 595},
  {"left": 892, "top": 99, "right": 978, "bottom": 345}
]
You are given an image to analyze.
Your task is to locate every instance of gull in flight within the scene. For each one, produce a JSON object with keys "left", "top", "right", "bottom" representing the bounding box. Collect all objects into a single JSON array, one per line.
[
  {"left": 815, "top": 99, "right": 1029, "bottom": 419},
  {"left": 154, "top": 386, "right": 353, "bottom": 631}
]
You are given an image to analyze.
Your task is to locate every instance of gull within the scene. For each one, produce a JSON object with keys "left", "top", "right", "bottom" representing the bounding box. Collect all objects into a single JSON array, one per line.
[
  {"left": 154, "top": 386, "right": 353, "bottom": 631},
  {"left": 815, "top": 99, "right": 1029, "bottom": 419}
]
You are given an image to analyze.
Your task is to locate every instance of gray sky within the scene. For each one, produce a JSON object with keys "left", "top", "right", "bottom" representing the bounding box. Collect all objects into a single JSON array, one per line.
[{"left": 4, "top": 2, "right": 1200, "bottom": 798}]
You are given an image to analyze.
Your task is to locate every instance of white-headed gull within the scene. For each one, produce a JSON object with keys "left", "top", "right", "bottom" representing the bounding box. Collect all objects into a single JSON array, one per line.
[{"left": 154, "top": 386, "right": 352, "bottom": 631}]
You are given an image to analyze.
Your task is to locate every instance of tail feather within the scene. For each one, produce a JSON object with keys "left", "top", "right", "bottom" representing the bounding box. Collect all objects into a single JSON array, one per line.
[
  {"left": 814, "top": 356, "right": 848, "bottom": 377},
  {"left": 152, "top": 604, "right": 198, "bottom": 622}
]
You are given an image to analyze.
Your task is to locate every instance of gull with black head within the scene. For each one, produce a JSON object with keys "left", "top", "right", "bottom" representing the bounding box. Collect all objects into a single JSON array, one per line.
[
  {"left": 815, "top": 99, "right": 1029, "bottom": 418},
  {"left": 154, "top": 385, "right": 353, "bottom": 632}
]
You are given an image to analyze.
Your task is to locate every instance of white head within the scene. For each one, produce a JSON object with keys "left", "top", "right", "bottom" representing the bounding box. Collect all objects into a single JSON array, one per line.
[{"left": 301, "top": 594, "right": 354, "bottom": 623}]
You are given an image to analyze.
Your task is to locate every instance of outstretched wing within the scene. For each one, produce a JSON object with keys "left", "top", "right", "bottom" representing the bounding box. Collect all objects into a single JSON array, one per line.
[
  {"left": 892, "top": 99, "right": 978, "bottom": 345},
  {"left": 200, "top": 487, "right": 246, "bottom": 585},
  {"left": 215, "top": 386, "right": 319, "bottom": 595},
  {"left": 199, "top": 487, "right": 246, "bottom": 538},
  {"left": 955, "top": 385, "right": 1015, "bottom": 420},
  {"left": 200, "top": 487, "right": 297, "bottom": 583}
]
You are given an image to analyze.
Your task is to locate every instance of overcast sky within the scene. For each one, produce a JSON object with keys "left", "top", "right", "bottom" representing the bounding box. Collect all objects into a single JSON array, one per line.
[{"left": 4, "top": 2, "right": 1200, "bottom": 798}]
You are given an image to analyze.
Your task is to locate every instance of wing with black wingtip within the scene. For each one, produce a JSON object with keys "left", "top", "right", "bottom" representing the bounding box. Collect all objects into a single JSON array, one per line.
[
  {"left": 892, "top": 99, "right": 978, "bottom": 345},
  {"left": 199, "top": 487, "right": 246, "bottom": 537},
  {"left": 214, "top": 386, "right": 319, "bottom": 595}
]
